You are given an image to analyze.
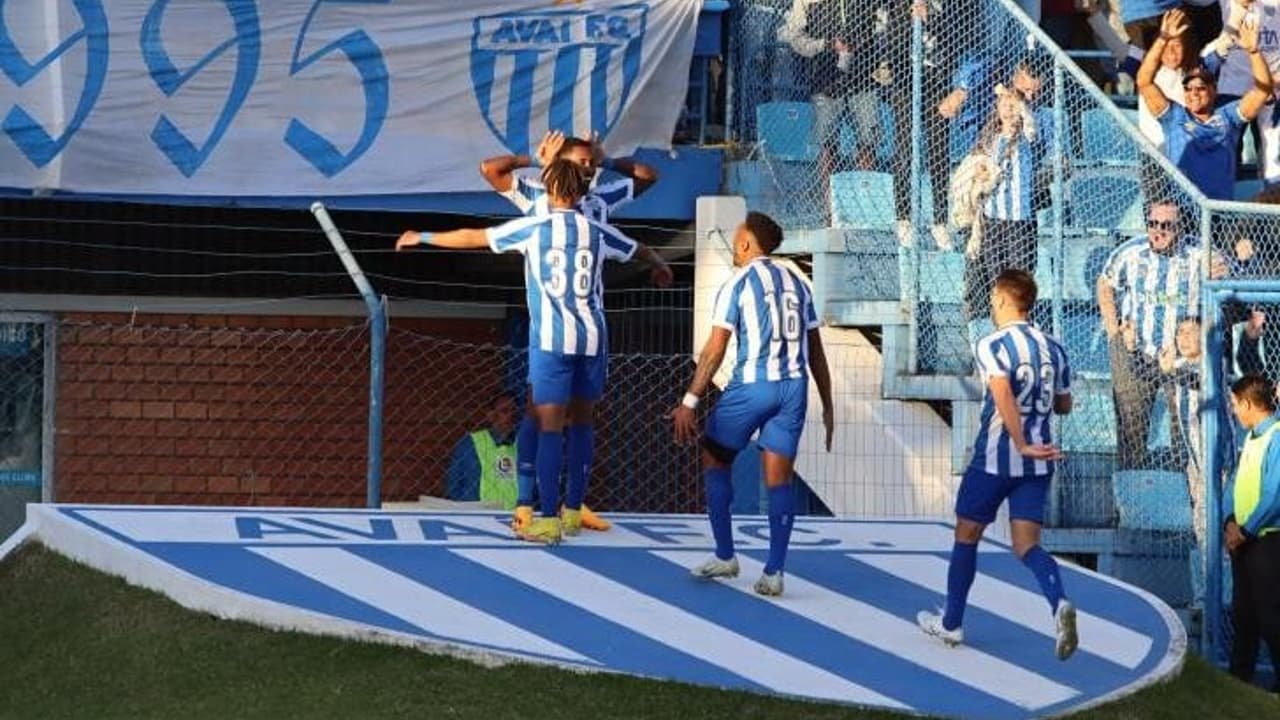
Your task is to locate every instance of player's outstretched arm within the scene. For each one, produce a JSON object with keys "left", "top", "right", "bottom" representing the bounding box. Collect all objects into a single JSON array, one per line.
[
  {"left": 671, "top": 327, "right": 732, "bottom": 445},
  {"left": 633, "top": 244, "right": 674, "bottom": 287},
  {"left": 395, "top": 229, "right": 490, "bottom": 251},
  {"left": 807, "top": 328, "right": 835, "bottom": 452},
  {"left": 989, "top": 376, "right": 1063, "bottom": 460}
]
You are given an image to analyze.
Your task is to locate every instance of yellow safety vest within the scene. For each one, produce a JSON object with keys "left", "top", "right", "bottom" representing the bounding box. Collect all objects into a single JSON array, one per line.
[
  {"left": 1234, "top": 421, "right": 1280, "bottom": 536},
  {"left": 471, "top": 431, "right": 518, "bottom": 511}
]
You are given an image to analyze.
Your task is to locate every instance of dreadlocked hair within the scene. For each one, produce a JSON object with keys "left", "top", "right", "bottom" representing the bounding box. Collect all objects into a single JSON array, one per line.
[{"left": 541, "top": 158, "right": 590, "bottom": 203}]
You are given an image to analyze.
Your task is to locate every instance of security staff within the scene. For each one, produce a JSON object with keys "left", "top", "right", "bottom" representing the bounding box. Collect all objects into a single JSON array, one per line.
[
  {"left": 445, "top": 395, "right": 519, "bottom": 510},
  {"left": 1224, "top": 373, "right": 1280, "bottom": 693}
]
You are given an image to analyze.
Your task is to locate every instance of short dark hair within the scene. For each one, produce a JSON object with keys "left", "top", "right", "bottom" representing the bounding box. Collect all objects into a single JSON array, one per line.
[
  {"left": 541, "top": 159, "right": 589, "bottom": 202},
  {"left": 559, "top": 136, "right": 592, "bottom": 154},
  {"left": 993, "top": 268, "right": 1037, "bottom": 312},
  {"left": 744, "top": 211, "right": 783, "bottom": 254},
  {"left": 1232, "top": 373, "right": 1277, "bottom": 412}
]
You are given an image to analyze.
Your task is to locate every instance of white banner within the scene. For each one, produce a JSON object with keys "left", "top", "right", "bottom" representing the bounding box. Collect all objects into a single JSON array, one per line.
[{"left": 0, "top": 0, "right": 700, "bottom": 196}]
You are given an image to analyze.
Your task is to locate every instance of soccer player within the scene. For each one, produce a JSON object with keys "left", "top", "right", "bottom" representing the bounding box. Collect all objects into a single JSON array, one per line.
[
  {"left": 396, "top": 160, "right": 672, "bottom": 544},
  {"left": 670, "top": 212, "right": 834, "bottom": 597},
  {"left": 917, "top": 269, "right": 1079, "bottom": 660},
  {"left": 480, "top": 130, "right": 658, "bottom": 223},
  {"left": 480, "top": 130, "right": 661, "bottom": 534}
]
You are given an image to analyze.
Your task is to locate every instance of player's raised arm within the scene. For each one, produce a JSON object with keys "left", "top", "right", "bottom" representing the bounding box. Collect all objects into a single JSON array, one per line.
[
  {"left": 479, "top": 130, "right": 564, "bottom": 193},
  {"left": 671, "top": 326, "right": 732, "bottom": 446},
  {"left": 591, "top": 132, "right": 659, "bottom": 197},
  {"left": 808, "top": 328, "right": 835, "bottom": 452},
  {"left": 394, "top": 228, "right": 490, "bottom": 251}
]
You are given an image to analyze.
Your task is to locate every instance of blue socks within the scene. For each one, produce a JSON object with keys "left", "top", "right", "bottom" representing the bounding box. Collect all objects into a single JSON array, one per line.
[
  {"left": 565, "top": 424, "right": 593, "bottom": 510},
  {"left": 764, "top": 484, "right": 794, "bottom": 575},
  {"left": 516, "top": 414, "right": 538, "bottom": 506},
  {"left": 1022, "top": 545, "right": 1065, "bottom": 613},
  {"left": 943, "top": 541, "right": 978, "bottom": 631},
  {"left": 536, "top": 431, "right": 563, "bottom": 517},
  {"left": 705, "top": 467, "right": 734, "bottom": 561}
]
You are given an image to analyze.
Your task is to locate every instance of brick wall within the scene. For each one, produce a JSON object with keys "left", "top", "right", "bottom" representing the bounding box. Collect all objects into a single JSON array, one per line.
[{"left": 55, "top": 312, "right": 504, "bottom": 507}]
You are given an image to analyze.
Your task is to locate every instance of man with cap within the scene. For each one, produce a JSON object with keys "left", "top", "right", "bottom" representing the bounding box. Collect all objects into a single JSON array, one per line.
[{"left": 1137, "top": 9, "right": 1272, "bottom": 199}]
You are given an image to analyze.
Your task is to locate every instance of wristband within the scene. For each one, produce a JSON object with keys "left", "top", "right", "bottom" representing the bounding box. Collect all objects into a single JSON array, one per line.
[
  {"left": 682, "top": 392, "right": 700, "bottom": 410},
  {"left": 1158, "top": 33, "right": 1173, "bottom": 41},
  {"left": 419, "top": 231, "right": 434, "bottom": 247}
]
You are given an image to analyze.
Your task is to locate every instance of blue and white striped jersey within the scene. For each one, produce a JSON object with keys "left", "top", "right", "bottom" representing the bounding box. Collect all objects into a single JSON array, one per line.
[
  {"left": 982, "top": 117, "right": 1048, "bottom": 222},
  {"left": 487, "top": 209, "right": 637, "bottom": 356},
  {"left": 1102, "top": 236, "right": 1205, "bottom": 359},
  {"left": 503, "top": 175, "right": 635, "bottom": 223},
  {"left": 712, "top": 257, "right": 820, "bottom": 386},
  {"left": 971, "top": 321, "right": 1072, "bottom": 477}
]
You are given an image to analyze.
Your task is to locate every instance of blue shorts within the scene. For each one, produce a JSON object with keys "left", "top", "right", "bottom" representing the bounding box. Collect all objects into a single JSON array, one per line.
[
  {"left": 955, "top": 466, "right": 1052, "bottom": 525},
  {"left": 528, "top": 349, "right": 607, "bottom": 406},
  {"left": 705, "top": 379, "right": 808, "bottom": 460}
]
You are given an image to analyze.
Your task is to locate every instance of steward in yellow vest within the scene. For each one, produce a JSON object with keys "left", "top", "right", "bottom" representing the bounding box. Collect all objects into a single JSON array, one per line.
[
  {"left": 1223, "top": 374, "right": 1280, "bottom": 693},
  {"left": 445, "top": 396, "right": 520, "bottom": 510}
]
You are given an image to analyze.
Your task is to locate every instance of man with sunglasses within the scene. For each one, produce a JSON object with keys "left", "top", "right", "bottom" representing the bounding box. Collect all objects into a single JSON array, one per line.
[
  {"left": 1137, "top": 9, "right": 1272, "bottom": 199},
  {"left": 1097, "top": 199, "right": 1228, "bottom": 469}
]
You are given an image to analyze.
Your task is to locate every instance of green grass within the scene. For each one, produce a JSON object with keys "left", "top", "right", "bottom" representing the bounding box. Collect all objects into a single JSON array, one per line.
[{"left": 0, "top": 543, "right": 1274, "bottom": 720}]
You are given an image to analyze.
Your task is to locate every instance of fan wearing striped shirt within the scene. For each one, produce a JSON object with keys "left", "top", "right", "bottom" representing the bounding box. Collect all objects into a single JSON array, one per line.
[
  {"left": 481, "top": 130, "right": 660, "bottom": 534},
  {"left": 918, "top": 269, "right": 1080, "bottom": 660},
  {"left": 961, "top": 81, "right": 1048, "bottom": 324},
  {"left": 671, "top": 212, "right": 835, "bottom": 598},
  {"left": 396, "top": 160, "right": 673, "bottom": 545}
]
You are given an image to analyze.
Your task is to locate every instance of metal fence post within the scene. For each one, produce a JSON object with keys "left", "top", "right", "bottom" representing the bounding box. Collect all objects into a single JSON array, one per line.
[
  {"left": 906, "top": 11, "right": 924, "bottom": 375},
  {"left": 311, "top": 202, "right": 385, "bottom": 510}
]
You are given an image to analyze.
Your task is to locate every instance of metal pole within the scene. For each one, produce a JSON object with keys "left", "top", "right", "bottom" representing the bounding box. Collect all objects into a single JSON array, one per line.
[
  {"left": 311, "top": 202, "right": 385, "bottom": 510},
  {"left": 906, "top": 11, "right": 924, "bottom": 374},
  {"left": 1203, "top": 288, "right": 1226, "bottom": 663}
]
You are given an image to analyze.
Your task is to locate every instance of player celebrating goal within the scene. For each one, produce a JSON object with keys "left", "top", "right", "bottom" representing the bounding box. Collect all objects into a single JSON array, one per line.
[
  {"left": 479, "top": 130, "right": 659, "bottom": 534},
  {"left": 917, "top": 269, "right": 1079, "bottom": 660},
  {"left": 671, "top": 212, "right": 834, "bottom": 597},
  {"left": 396, "top": 160, "right": 672, "bottom": 544}
]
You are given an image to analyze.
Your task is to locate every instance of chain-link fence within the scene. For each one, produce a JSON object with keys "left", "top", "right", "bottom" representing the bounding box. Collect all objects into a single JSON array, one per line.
[
  {"left": 724, "top": 0, "right": 1280, "bottom": 664},
  {"left": 0, "top": 317, "right": 49, "bottom": 542}
]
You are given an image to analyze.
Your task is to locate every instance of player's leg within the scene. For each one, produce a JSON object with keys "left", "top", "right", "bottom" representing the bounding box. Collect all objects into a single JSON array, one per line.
[
  {"left": 691, "top": 384, "right": 769, "bottom": 579},
  {"left": 521, "top": 350, "right": 572, "bottom": 544},
  {"left": 1008, "top": 475, "right": 1077, "bottom": 659},
  {"left": 561, "top": 353, "right": 609, "bottom": 533},
  {"left": 918, "top": 467, "right": 1002, "bottom": 646},
  {"left": 512, "top": 385, "right": 539, "bottom": 531},
  {"left": 752, "top": 379, "right": 809, "bottom": 597}
]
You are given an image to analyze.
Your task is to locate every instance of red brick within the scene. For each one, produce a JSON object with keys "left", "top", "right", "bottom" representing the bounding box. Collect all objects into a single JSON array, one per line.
[
  {"left": 210, "top": 331, "right": 242, "bottom": 348},
  {"left": 111, "top": 365, "right": 145, "bottom": 383},
  {"left": 77, "top": 400, "right": 110, "bottom": 419},
  {"left": 109, "top": 327, "right": 145, "bottom": 346},
  {"left": 191, "top": 348, "right": 226, "bottom": 366},
  {"left": 76, "top": 364, "right": 112, "bottom": 382},
  {"left": 58, "top": 456, "right": 92, "bottom": 475},
  {"left": 226, "top": 348, "right": 258, "bottom": 366},
  {"left": 221, "top": 458, "right": 254, "bottom": 475},
  {"left": 117, "top": 419, "right": 157, "bottom": 437},
  {"left": 208, "top": 475, "right": 241, "bottom": 494},
  {"left": 158, "top": 347, "right": 192, "bottom": 365},
  {"left": 138, "top": 438, "right": 175, "bottom": 457},
  {"left": 191, "top": 384, "right": 225, "bottom": 402},
  {"left": 110, "top": 401, "right": 141, "bottom": 419},
  {"left": 61, "top": 381, "right": 98, "bottom": 401},
  {"left": 155, "top": 457, "right": 193, "bottom": 476},
  {"left": 154, "top": 314, "right": 193, "bottom": 328},
  {"left": 209, "top": 366, "right": 244, "bottom": 384},
  {"left": 174, "top": 477, "right": 208, "bottom": 494},
  {"left": 207, "top": 403, "right": 240, "bottom": 420},
  {"left": 110, "top": 437, "right": 143, "bottom": 455},
  {"left": 153, "top": 420, "right": 191, "bottom": 438},
  {"left": 144, "top": 365, "right": 178, "bottom": 383},
  {"left": 174, "top": 438, "right": 207, "bottom": 456},
  {"left": 241, "top": 475, "right": 272, "bottom": 494},
  {"left": 157, "top": 383, "right": 192, "bottom": 401},
  {"left": 142, "top": 401, "right": 174, "bottom": 420},
  {"left": 175, "top": 402, "right": 208, "bottom": 420},
  {"left": 125, "top": 347, "right": 160, "bottom": 364},
  {"left": 93, "top": 384, "right": 131, "bottom": 401}
]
